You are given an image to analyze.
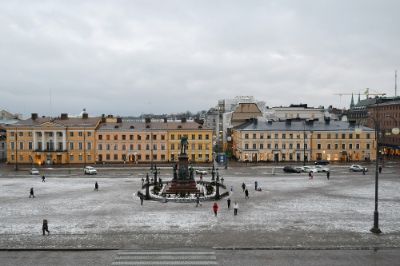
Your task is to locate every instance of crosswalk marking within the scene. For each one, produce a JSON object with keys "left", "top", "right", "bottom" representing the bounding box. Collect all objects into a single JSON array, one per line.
[{"left": 111, "top": 250, "right": 218, "bottom": 266}]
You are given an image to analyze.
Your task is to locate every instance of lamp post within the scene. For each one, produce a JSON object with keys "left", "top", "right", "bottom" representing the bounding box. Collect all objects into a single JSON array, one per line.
[
  {"left": 83, "top": 126, "right": 86, "bottom": 168},
  {"left": 303, "top": 121, "right": 306, "bottom": 166},
  {"left": 15, "top": 127, "right": 18, "bottom": 171},
  {"left": 367, "top": 115, "right": 382, "bottom": 234}
]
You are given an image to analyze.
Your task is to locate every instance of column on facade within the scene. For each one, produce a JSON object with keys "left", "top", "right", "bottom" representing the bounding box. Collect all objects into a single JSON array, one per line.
[
  {"left": 33, "top": 130, "right": 37, "bottom": 150},
  {"left": 41, "top": 131, "right": 45, "bottom": 150},
  {"left": 62, "top": 130, "right": 66, "bottom": 151},
  {"left": 54, "top": 130, "right": 57, "bottom": 151}
]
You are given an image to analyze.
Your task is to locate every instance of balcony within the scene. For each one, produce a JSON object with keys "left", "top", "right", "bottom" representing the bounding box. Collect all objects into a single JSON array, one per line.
[{"left": 34, "top": 149, "right": 67, "bottom": 152}]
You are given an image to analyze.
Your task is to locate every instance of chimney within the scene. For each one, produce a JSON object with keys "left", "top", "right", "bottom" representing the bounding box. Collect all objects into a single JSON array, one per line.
[
  {"left": 145, "top": 117, "right": 151, "bottom": 123},
  {"left": 163, "top": 117, "right": 168, "bottom": 123},
  {"left": 181, "top": 117, "right": 187, "bottom": 123},
  {"left": 31, "top": 113, "right": 38, "bottom": 120},
  {"left": 61, "top": 113, "right": 68, "bottom": 120},
  {"left": 324, "top": 116, "right": 331, "bottom": 124},
  {"left": 116, "top": 117, "right": 122, "bottom": 123}
]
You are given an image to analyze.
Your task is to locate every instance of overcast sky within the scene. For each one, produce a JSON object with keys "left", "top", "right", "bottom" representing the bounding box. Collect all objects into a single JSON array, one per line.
[{"left": 1, "top": 0, "right": 399, "bottom": 117}]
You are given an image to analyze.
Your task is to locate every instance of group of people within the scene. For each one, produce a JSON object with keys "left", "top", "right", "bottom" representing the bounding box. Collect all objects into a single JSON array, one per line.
[{"left": 212, "top": 200, "right": 238, "bottom": 217}]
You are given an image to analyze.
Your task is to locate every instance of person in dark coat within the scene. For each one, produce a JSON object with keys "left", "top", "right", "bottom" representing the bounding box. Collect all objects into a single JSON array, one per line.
[
  {"left": 94, "top": 182, "right": 99, "bottom": 191},
  {"left": 379, "top": 166, "right": 382, "bottom": 174},
  {"left": 140, "top": 195, "right": 144, "bottom": 206},
  {"left": 245, "top": 189, "right": 249, "bottom": 199},
  {"left": 196, "top": 195, "right": 200, "bottom": 207},
  {"left": 212, "top": 202, "right": 219, "bottom": 216},
  {"left": 29, "top": 187, "right": 35, "bottom": 198},
  {"left": 362, "top": 168, "right": 366, "bottom": 175},
  {"left": 241, "top": 182, "right": 246, "bottom": 192},
  {"left": 234, "top": 202, "right": 239, "bottom": 216},
  {"left": 227, "top": 197, "right": 231, "bottom": 209},
  {"left": 42, "top": 175, "right": 45, "bottom": 182},
  {"left": 326, "top": 171, "right": 330, "bottom": 180},
  {"left": 254, "top": 181, "right": 258, "bottom": 191},
  {"left": 42, "top": 219, "right": 50, "bottom": 235}
]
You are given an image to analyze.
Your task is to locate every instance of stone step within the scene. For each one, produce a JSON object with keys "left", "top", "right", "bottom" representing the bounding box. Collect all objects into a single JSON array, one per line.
[{"left": 111, "top": 250, "right": 217, "bottom": 266}]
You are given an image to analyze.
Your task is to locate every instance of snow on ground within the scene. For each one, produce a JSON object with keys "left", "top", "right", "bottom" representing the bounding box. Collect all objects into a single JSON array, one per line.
[{"left": 0, "top": 172, "right": 399, "bottom": 237}]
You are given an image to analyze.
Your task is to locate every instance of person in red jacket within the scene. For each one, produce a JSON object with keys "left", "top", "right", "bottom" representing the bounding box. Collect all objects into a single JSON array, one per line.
[{"left": 213, "top": 202, "right": 219, "bottom": 217}]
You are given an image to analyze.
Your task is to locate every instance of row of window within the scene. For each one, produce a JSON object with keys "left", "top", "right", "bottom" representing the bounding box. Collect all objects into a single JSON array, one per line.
[
  {"left": 244, "top": 132, "right": 371, "bottom": 140},
  {"left": 9, "top": 142, "right": 92, "bottom": 151},
  {"left": 10, "top": 154, "right": 92, "bottom": 162},
  {"left": 98, "top": 133, "right": 210, "bottom": 141},
  {"left": 97, "top": 143, "right": 211, "bottom": 151},
  {"left": 98, "top": 153, "right": 210, "bottom": 161},
  {"left": 10, "top": 131, "right": 93, "bottom": 137},
  {"left": 244, "top": 142, "right": 371, "bottom": 150}
]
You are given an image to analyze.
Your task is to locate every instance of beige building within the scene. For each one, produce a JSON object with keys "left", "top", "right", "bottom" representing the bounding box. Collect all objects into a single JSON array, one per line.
[
  {"left": 96, "top": 117, "right": 213, "bottom": 164},
  {"left": 6, "top": 113, "right": 101, "bottom": 165},
  {"left": 232, "top": 119, "right": 376, "bottom": 162}
]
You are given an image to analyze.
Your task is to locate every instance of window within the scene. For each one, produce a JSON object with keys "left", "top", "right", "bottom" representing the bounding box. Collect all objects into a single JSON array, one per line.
[
  {"left": 79, "top": 154, "right": 82, "bottom": 161},
  {"left": 137, "top": 135, "right": 141, "bottom": 140},
  {"left": 161, "top": 144, "right": 165, "bottom": 150},
  {"left": 297, "top": 143, "right": 300, "bottom": 149},
  {"left": 87, "top": 142, "right": 92, "bottom": 150},
  {"left": 198, "top": 134, "right": 202, "bottom": 140},
  {"left": 10, "top": 132, "right": 15, "bottom": 137},
  {"left": 146, "top": 155, "right": 150, "bottom": 160},
  {"left": 327, "top": 144, "right": 331, "bottom": 149},
  {"left": 114, "top": 135, "right": 118, "bottom": 140},
  {"left": 245, "top": 134, "right": 249, "bottom": 139},
  {"left": 349, "top": 134, "right": 353, "bottom": 139},
  {"left": 260, "top": 143, "right": 264, "bottom": 149},
  {"left": 191, "top": 144, "right": 195, "bottom": 150},
  {"left": 70, "top": 132, "right": 74, "bottom": 137},
  {"left": 289, "top": 143, "right": 293, "bottom": 149},
  {"left": 275, "top": 144, "right": 278, "bottom": 149},
  {"left": 260, "top": 134, "right": 264, "bottom": 139},
  {"left": 275, "top": 134, "right": 279, "bottom": 139},
  {"left": 138, "top": 144, "right": 141, "bottom": 150},
  {"left": 19, "top": 132, "right": 23, "bottom": 137},
  {"left": 253, "top": 133, "right": 256, "bottom": 139},
  {"left": 171, "top": 134, "right": 175, "bottom": 140},
  {"left": 342, "top": 133, "right": 346, "bottom": 139},
  {"left": 349, "top": 144, "right": 353, "bottom": 149},
  {"left": 106, "top": 135, "right": 110, "bottom": 140},
  {"left": 153, "top": 144, "right": 157, "bottom": 150},
  {"left": 267, "top": 134, "right": 271, "bottom": 139},
  {"left": 317, "top": 144, "right": 321, "bottom": 150},
  {"left": 87, "top": 132, "right": 92, "bottom": 137},
  {"left": 122, "top": 144, "right": 126, "bottom": 150},
  {"left": 98, "top": 144, "right": 103, "bottom": 150},
  {"left": 289, "top": 134, "right": 293, "bottom": 139},
  {"left": 114, "top": 144, "right": 118, "bottom": 150},
  {"left": 161, "top": 135, "right": 165, "bottom": 140},
  {"left": 130, "top": 144, "right": 134, "bottom": 150},
  {"left": 79, "top": 142, "right": 83, "bottom": 150},
  {"left": 267, "top": 144, "right": 271, "bottom": 149},
  {"left": 106, "top": 144, "right": 110, "bottom": 150},
  {"left": 28, "top": 132, "right": 32, "bottom": 137},
  {"left": 317, "top": 134, "right": 321, "bottom": 139},
  {"left": 366, "top": 143, "right": 370, "bottom": 149},
  {"left": 192, "top": 134, "right": 195, "bottom": 140},
  {"left": 48, "top": 132, "right": 53, "bottom": 137},
  {"left": 114, "top": 154, "right": 118, "bottom": 160},
  {"left": 98, "top": 135, "right": 103, "bottom": 140},
  {"left": 130, "top": 135, "right": 134, "bottom": 140},
  {"left": 19, "top": 142, "right": 23, "bottom": 150},
  {"left": 253, "top": 143, "right": 256, "bottom": 149},
  {"left": 198, "top": 144, "right": 202, "bottom": 150},
  {"left": 205, "top": 134, "right": 209, "bottom": 140},
  {"left": 171, "top": 144, "right": 175, "bottom": 150},
  {"left": 153, "top": 134, "right": 157, "bottom": 140},
  {"left": 282, "top": 134, "right": 286, "bottom": 139},
  {"left": 335, "top": 144, "right": 338, "bottom": 149},
  {"left": 29, "top": 142, "right": 32, "bottom": 150},
  {"left": 70, "top": 155, "right": 74, "bottom": 161},
  {"left": 356, "top": 134, "right": 360, "bottom": 139},
  {"left": 327, "top": 133, "right": 331, "bottom": 139},
  {"left": 282, "top": 144, "right": 286, "bottom": 149},
  {"left": 78, "top": 131, "right": 83, "bottom": 137},
  {"left": 106, "top": 154, "right": 110, "bottom": 160},
  {"left": 146, "top": 144, "right": 150, "bottom": 150},
  {"left": 146, "top": 135, "right": 150, "bottom": 140},
  {"left": 366, "top": 133, "right": 371, "bottom": 139},
  {"left": 122, "top": 135, "right": 126, "bottom": 140},
  {"left": 356, "top": 143, "right": 360, "bottom": 149},
  {"left": 245, "top": 144, "right": 249, "bottom": 149},
  {"left": 161, "top": 154, "right": 166, "bottom": 160},
  {"left": 342, "top": 144, "right": 346, "bottom": 149}
]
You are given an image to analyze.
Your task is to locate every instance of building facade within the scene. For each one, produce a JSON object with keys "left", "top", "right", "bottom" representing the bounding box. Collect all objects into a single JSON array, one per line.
[
  {"left": 232, "top": 119, "right": 376, "bottom": 162},
  {"left": 6, "top": 113, "right": 100, "bottom": 165}
]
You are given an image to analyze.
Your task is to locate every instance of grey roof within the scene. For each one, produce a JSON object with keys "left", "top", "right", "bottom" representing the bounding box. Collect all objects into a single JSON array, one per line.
[
  {"left": 98, "top": 121, "right": 212, "bottom": 132},
  {"left": 234, "top": 120, "right": 374, "bottom": 132}
]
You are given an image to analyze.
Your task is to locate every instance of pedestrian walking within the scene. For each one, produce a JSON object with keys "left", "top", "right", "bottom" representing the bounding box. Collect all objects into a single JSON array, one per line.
[
  {"left": 230, "top": 186, "right": 234, "bottom": 192},
  {"left": 379, "top": 166, "right": 382, "bottom": 174},
  {"left": 245, "top": 189, "right": 249, "bottom": 199},
  {"left": 234, "top": 202, "right": 239, "bottom": 216},
  {"left": 42, "top": 219, "right": 50, "bottom": 235},
  {"left": 309, "top": 171, "right": 313, "bottom": 180},
  {"left": 362, "top": 168, "right": 366, "bottom": 175},
  {"left": 94, "top": 181, "right": 99, "bottom": 191},
  {"left": 140, "top": 195, "right": 144, "bottom": 206},
  {"left": 42, "top": 175, "right": 45, "bottom": 182},
  {"left": 254, "top": 181, "right": 258, "bottom": 191},
  {"left": 29, "top": 187, "right": 35, "bottom": 198},
  {"left": 241, "top": 182, "right": 246, "bottom": 192},
  {"left": 326, "top": 171, "right": 330, "bottom": 180},
  {"left": 141, "top": 177, "right": 144, "bottom": 186},
  {"left": 227, "top": 197, "right": 231, "bottom": 209},
  {"left": 212, "top": 202, "right": 219, "bottom": 216},
  {"left": 196, "top": 195, "right": 200, "bottom": 207}
]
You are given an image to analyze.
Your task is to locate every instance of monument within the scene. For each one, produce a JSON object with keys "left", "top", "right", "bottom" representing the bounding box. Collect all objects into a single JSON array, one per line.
[{"left": 163, "top": 136, "right": 201, "bottom": 196}]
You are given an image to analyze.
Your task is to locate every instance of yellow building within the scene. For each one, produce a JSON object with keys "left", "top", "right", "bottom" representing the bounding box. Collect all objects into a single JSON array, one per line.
[
  {"left": 6, "top": 113, "right": 101, "bottom": 165},
  {"left": 96, "top": 117, "right": 213, "bottom": 164},
  {"left": 232, "top": 119, "right": 376, "bottom": 162}
]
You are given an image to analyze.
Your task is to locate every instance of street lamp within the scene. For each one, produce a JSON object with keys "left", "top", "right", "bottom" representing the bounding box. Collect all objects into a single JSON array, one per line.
[
  {"left": 303, "top": 121, "right": 306, "bottom": 166},
  {"left": 366, "top": 115, "right": 382, "bottom": 234},
  {"left": 15, "top": 127, "right": 18, "bottom": 171}
]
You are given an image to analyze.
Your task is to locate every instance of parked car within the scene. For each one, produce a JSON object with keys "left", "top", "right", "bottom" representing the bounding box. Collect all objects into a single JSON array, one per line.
[
  {"left": 349, "top": 165, "right": 368, "bottom": 172},
  {"left": 283, "top": 166, "right": 301, "bottom": 173},
  {"left": 30, "top": 168, "right": 40, "bottom": 175},
  {"left": 195, "top": 169, "right": 208, "bottom": 175},
  {"left": 84, "top": 166, "right": 97, "bottom": 175},
  {"left": 315, "top": 160, "right": 330, "bottom": 165},
  {"left": 301, "top": 166, "right": 318, "bottom": 173},
  {"left": 314, "top": 165, "right": 330, "bottom": 172}
]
